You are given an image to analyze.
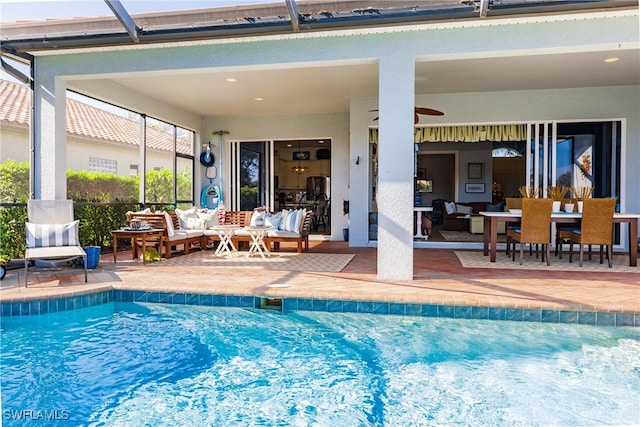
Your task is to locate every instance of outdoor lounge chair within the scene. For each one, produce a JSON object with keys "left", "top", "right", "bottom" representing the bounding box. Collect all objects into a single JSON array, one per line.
[{"left": 24, "top": 200, "right": 87, "bottom": 287}]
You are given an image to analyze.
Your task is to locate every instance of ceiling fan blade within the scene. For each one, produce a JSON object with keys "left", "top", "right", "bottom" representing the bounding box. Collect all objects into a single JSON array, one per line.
[
  {"left": 415, "top": 107, "right": 444, "bottom": 116},
  {"left": 370, "top": 106, "right": 444, "bottom": 120}
]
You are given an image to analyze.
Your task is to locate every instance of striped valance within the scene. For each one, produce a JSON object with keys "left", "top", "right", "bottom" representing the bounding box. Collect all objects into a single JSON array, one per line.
[{"left": 369, "top": 124, "right": 526, "bottom": 144}]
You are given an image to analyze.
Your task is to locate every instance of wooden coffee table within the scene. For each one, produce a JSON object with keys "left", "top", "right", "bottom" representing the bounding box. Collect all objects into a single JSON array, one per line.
[{"left": 112, "top": 228, "right": 164, "bottom": 264}]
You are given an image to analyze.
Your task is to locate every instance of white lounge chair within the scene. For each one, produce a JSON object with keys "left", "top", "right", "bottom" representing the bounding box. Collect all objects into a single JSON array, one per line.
[{"left": 24, "top": 200, "right": 87, "bottom": 287}]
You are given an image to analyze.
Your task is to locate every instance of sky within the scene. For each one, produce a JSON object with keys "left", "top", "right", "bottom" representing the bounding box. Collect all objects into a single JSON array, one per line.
[{"left": 0, "top": 0, "right": 277, "bottom": 23}]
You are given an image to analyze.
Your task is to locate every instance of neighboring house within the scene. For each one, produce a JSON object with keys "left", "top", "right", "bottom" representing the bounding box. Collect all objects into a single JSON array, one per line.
[
  {"left": 0, "top": 0, "right": 638, "bottom": 280},
  {"left": 0, "top": 80, "right": 193, "bottom": 176}
]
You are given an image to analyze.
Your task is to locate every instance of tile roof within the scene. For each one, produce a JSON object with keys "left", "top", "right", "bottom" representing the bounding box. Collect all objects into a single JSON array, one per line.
[{"left": 0, "top": 79, "right": 192, "bottom": 155}]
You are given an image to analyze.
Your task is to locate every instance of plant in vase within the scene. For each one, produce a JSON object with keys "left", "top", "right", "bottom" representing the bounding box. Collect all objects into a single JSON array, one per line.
[
  {"left": 571, "top": 186, "right": 593, "bottom": 213},
  {"left": 547, "top": 185, "right": 569, "bottom": 212},
  {"left": 518, "top": 185, "right": 541, "bottom": 199}
]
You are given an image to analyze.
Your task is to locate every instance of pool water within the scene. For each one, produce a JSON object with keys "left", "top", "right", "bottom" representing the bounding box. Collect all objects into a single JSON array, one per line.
[{"left": 1, "top": 302, "right": 639, "bottom": 426}]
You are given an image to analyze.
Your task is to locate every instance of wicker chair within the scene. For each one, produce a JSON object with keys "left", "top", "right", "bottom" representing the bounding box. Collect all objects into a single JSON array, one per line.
[
  {"left": 507, "top": 198, "right": 553, "bottom": 265},
  {"left": 569, "top": 198, "right": 616, "bottom": 267},
  {"left": 505, "top": 197, "right": 522, "bottom": 256},
  {"left": 554, "top": 198, "right": 575, "bottom": 258},
  {"left": 505, "top": 197, "right": 522, "bottom": 210}
]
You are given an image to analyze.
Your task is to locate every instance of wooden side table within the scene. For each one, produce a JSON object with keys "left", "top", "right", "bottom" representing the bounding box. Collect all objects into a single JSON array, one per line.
[
  {"left": 243, "top": 226, "right": 272, "bottom": 258},
  {"left": 112, "top": 228, "right": 164, "bottom": 264},
  {"left": 211, "top": 225, "right": 240, "bottom": 257}
]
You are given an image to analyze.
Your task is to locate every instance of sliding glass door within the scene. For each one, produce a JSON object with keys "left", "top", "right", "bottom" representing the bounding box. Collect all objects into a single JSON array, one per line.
[
  {"left": 228, "top": 140, "right": 275, "bottom": 211},
  {"left": 530, "top": 120, "right": 623, "bottom": 244},
  {"left": 528, "top": 120, "right": 622, "bottom": 202}
]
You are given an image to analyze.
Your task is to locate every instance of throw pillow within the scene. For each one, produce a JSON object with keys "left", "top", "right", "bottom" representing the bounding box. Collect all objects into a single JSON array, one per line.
[
  {"left": 265, "top": 211, "right": 282, "bottom": 229},
  {"left": 282, "top": 209, "right": 299, "bottom": 232},
  {"left": 163, "top": 212, "right": 175, "bottom": 237},
  {"left": 218, "top": 206, "right": 226, "bottom": 225},
  {"left": 486, "top": 201, "right": 506, "bottom": 212},
  {"left": 444, "top": 201, "right": 456, "bottom": 215},
  {"left": 456, "top": 204, "right": 473, "bottom": 215},
  {"left": 186, "top": 217, "right": 207, "bottom": 230},
  {"left": 175, "top": 207, "right": 198, "bottom": 229},
  {"left": 279, "top": 209, "right": 290, "bottom": 230},
  {"left": 293, "top": 209, "right": 306, "bottom": 232},
  {"left": 26, "top": 220, "right": 80, "bottom": 248},
  {"left": 197, "top": 209, "right": 218, "bottom": 228}
]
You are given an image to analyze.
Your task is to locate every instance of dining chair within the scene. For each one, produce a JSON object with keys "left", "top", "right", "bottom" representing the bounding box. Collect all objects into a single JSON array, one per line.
[
  {"left": 505, "top": 197, "right": 522, "bottom": 210},
  {"left": 507, "top": 198, "right": 553, "bottom": 265},
  {"left": 505, "top": 197, "right": 522, "bottom": 256},
  {"left": 569, "top": 198, "right": 616, "bottom": 267},
  {"left": 554, "top": 198, "right": 580, "bottom": 258}
]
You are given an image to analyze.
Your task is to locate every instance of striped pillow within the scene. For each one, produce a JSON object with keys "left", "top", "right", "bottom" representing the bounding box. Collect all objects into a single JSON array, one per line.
[
  {"left": 281, "top": 209, "right": 305, "bottom": 232},
  {"left": 26, "top": 220, "right": 80, "bottom": 248}
]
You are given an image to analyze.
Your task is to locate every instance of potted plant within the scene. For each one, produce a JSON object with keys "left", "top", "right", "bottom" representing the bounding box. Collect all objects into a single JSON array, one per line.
[
  {"left": 547, "top": 185, "right": 569, "bottom": 212},
  {"left": 571, "top": 186, "right": 593, "bottom": 213},
  {"left": 518, "top": 185, "right": 541, "bottom": 199}
]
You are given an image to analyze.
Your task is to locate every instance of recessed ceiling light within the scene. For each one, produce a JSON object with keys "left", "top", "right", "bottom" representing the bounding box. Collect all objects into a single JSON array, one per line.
[
  {"left": 225, "top": 78, "right": 237, "bottom": 82},
  {"left": 286, "top": 144, "right": 292, "bottom": 147},
  {"left": 255, "top": 97, "right": 264, "bottom": 101},
  {"left": 604, "top": 57, "right": 619, "bottom": 63},
  {"left": 318, "top": 140, "right": 324, "bottom": 144}
]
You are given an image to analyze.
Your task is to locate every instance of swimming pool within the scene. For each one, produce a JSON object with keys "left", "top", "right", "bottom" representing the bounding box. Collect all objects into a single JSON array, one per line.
[{"left": 2, "top": 302, "right": 639, "bottom": 426}]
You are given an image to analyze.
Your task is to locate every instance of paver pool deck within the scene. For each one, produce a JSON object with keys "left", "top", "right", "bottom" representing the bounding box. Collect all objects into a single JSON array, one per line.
[{"left": 1, "top": 241, "right": 638, "bottom": 321}]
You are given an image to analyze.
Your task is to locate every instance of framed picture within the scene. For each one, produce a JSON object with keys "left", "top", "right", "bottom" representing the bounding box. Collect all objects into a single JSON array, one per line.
[
  {"left": 416, "top": 179, "right": 433, "bottom": 193},
  {"left": 465, "top": 183, "right": 486, "bottom": 193},
  {"left": 468, "top": 163, "right": 483, "bottom": 179},
  {"left": 416, "top": 168, "right": 426, "bottom": 179},
  {"left": 293, "top": 151, "right": 310, "bottom": 161}
]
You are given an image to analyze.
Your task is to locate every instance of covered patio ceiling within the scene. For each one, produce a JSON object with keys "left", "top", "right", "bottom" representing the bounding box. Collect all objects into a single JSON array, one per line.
[
  {"left": 71, "top": 49, "right": 639, "bottom": 119},
  {"left": 1, "top": 0, "right": 638, "bottom": 119}
]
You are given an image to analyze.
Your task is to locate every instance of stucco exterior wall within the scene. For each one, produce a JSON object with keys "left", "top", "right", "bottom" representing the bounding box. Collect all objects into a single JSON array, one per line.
[{"left": 0, "top": 128, "right": 27, "bottom": 162}]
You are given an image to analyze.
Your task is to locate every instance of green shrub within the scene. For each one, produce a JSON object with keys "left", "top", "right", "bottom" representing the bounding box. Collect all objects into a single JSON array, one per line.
[
  {"left": 0, "top": 162, "right": 194, "bottom": 259},
  {"left": 0, "top": 205, "right": 27, "bottom": 260},
  {"left": 0, "top": 160, "right": 29, "bottom": 203}
]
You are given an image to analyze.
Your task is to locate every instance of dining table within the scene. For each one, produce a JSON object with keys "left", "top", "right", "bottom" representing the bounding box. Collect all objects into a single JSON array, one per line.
[
  {"left": 414, "top": 207, "right": 434, "bottom": 239},
  {"left": 480, "top": 211, "right": 639, "bottom": 266}
]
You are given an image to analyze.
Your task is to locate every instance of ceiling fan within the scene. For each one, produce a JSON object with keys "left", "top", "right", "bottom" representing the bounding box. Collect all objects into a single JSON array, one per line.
[{"left": 370, "top": 106, "right": 444, "bottom": 124}]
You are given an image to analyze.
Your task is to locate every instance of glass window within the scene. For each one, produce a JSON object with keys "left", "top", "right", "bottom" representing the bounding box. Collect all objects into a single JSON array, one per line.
[
  {"left": 556, "top": 121, "right": 621, "bottom": 201},
  {"left": 176, "top": 127, "right": 195, "bottom": 207},
  {"left": 88, "top": 157, "right": 117, "bottom": 173},
  {"left": 144, "top": 116, "right": 175, "bottom": 205}
]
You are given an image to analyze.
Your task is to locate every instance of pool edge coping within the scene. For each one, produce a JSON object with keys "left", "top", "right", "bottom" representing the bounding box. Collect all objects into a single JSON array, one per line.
[{"left": 2, "top": 287, "right": 638, "bottom": 327}]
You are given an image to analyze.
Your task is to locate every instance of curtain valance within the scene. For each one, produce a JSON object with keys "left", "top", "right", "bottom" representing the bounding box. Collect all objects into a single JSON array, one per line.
[{"left": 368, "top": 124, "right": 526, "bottom": 144}]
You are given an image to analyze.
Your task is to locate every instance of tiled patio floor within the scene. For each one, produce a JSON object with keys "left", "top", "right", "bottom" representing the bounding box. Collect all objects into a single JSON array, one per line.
[{"left": 2, "top": 241, "right": 638, "bottom": 318}]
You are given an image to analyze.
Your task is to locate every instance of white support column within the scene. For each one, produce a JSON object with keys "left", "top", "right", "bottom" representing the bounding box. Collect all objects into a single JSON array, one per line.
[
  {"left": 348, "top": 97, "right": 374, "bottom": 247},
  {"left": 32, "top": 72, "right": 67, "bottom": 200},
  {"left": 377, "top": 55, "right": 415, "bottom": 280}
]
